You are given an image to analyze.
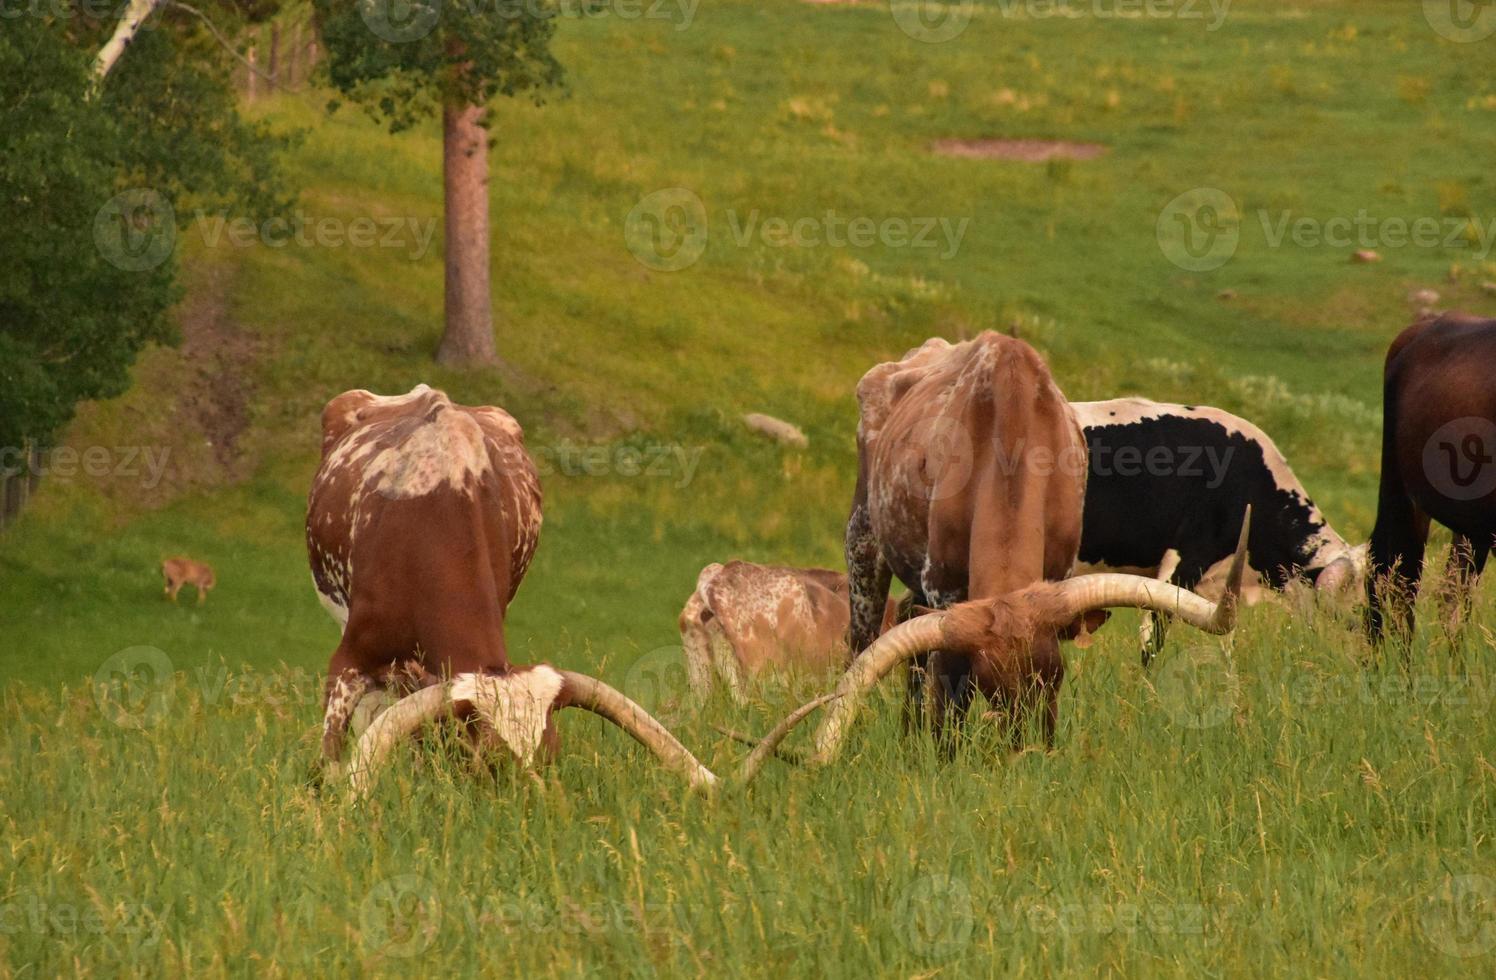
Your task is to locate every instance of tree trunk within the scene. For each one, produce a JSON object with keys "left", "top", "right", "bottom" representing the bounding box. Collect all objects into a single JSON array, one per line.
[
  {"left": 268, "top": 23, "right": 280, "bottom": 90},
  {"left": 436, "top": 103, "right": 497, "bottom": 366},
  {"left": 92, "top": 0, "right": 167, "bottom": 86}
]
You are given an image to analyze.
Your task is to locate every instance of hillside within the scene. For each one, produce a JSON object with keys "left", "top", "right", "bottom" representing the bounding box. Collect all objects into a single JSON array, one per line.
[{"left": 6, "top": 0, "right": 1493, "bottom": 685}]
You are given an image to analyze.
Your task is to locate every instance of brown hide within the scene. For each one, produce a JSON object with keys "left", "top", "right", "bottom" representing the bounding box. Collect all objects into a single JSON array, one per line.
[
  {"left": 1367, "top": 313, "right": 1496, "bottom": 640},
  {"left": 307, "top": 384, "right": 544, "bottom": 763}
]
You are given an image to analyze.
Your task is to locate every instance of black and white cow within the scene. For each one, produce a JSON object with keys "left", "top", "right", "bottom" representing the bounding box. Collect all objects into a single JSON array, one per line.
[{"left": 1072, "top": 398, "right": 1364, "bottom": 663}]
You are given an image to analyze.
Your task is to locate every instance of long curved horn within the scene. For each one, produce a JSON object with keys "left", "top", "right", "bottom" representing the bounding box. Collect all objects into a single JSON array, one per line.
[
  {"left": 346, "top": 683, "right": 454, "bottom": 799},
  {"left": 555, "top": 670, "right": 719, "bottom": 790},
  {"left": 344, "top": 668, "right": 839, "bottom": 799},
  {"left": 1051, "top": 505, "right": 1251, "bottom": 633},
  {"left": 803, "top": 614, "right": 950, "bottom": 767},
  {"left": 555, "top": 672, "right": 838, "bottom": 789},
  {"left": 770, "top": 509, "right": 1254, "bottom": 768}
]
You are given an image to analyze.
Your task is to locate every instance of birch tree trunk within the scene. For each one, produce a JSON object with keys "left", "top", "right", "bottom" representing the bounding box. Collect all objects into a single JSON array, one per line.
[
  {"left": 93, "top": 0, "right": 168, "bottom": 85},
  {"left": 435, "top": 102, "right": 498, "bottom": 366}
]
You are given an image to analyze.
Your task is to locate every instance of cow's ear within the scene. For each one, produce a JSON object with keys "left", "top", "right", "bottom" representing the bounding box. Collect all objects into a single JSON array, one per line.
[
  {"left": 320, "top": 390, "right": 379, "bottom": 457},
  {"left": 1062, "top": 610, "right": 1111, "bottom": 647}
]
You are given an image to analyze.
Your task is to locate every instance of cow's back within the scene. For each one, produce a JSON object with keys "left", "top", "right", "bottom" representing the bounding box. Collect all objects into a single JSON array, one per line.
[
  {"left": 703, "top": 562, "right": 851, "bottom": 671},
  {"left": 859, "top": 332, "right": 1085, "bottom": 601},
  {"left": 306, "top": 386, "right": 542, "bottom": 671}
]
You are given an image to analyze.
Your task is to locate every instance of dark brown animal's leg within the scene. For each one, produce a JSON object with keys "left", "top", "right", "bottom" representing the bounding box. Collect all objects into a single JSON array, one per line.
[
  {"left": 1440, "top": 533, "right": 1491, "bottom": 638},
  {"left": 926, "top": 650, "right": 976, "bottom": 756},
  {"left": 1028, "top": 634, "right": 1064, "bottom": 749},
  {"left": 1366, "top": 457, "right": 1430, "bottom": 644}
]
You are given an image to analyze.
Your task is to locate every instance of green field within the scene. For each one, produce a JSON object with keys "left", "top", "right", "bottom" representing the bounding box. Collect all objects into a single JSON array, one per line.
[{"left": 3, "top": 0, "right": 1496, "bottom": 973}]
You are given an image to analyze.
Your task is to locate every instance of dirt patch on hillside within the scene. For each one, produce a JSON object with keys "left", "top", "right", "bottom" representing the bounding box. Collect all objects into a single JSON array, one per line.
[
  {"left": 51, "top": 261, "right": 265, "bottom": 517},
  {"left": 932, "top": 139, "right": 1108, "bottom": 162},
  {"left": 174, "top": 264, "right": 260, "bottom": 475}
]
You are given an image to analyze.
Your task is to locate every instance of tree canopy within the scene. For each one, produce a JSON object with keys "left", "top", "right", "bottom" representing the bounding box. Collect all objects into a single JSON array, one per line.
[{"left": 0, "top": 9, "right": 289, "bottom": 452}]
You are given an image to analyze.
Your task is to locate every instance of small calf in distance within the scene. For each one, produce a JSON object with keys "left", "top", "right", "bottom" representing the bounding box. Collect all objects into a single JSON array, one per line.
[{"left": 162, "top": 557, "right": 215, "bottom": 605}]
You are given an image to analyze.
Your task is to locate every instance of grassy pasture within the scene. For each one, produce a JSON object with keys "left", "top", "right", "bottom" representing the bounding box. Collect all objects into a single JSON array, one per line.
[{"left": 3, "top": 0, "right": 1496, "bottom": 973}]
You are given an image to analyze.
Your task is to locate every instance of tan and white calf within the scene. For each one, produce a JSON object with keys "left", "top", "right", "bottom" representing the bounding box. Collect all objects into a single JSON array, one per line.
[{"left": 678, "top": 562, "right": 903, "bottom": 702}]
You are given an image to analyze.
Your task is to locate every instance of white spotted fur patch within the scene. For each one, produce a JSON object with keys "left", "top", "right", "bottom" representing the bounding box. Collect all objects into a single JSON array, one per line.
[
  {"left": 450, "top": 666, "right": 564, "bottom": 766},
  {"left": 366, "top": 408, "right": 492, "bottom": 499}
]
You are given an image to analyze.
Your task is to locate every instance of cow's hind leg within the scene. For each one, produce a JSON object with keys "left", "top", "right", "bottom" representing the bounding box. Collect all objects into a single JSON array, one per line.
[{"left": 845, "top": 499, "right": 893, "bottom": 656}]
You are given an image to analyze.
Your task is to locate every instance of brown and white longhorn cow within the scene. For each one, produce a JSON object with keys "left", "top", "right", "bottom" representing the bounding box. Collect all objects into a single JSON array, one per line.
[
  {"left": 841, "top": 332, "right": 1249, "bottom": 748},
  {"left": 679, "top": 561, "right": 904, "bottom": 702},
  {"left": 308, "top": 385, "right": 805, "bottom": 797}
]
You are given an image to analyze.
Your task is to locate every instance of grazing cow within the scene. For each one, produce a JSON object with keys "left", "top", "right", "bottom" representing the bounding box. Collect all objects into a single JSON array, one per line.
[
  {"left": 308, "top": 384, "right": 797, "bottom": 796},
  {"left": 161, "top": 557, "right": 216, "bottom": 605},
  {"left": 1072, "top": 398, "right": 1364, "bottom": 663},
  {"left": 1366, "top": 314, "right": 1496, "bottom": 642},
  {"left": 678, "top": 561, "right": 904, "bottom": 702},
  {"left": 842, "top": 332, "right": 1244, "bottom": 748}
]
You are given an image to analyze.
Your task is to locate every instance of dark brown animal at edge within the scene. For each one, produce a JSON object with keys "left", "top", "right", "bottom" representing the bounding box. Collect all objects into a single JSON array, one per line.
[{"left": 1365, "top": 314, "right": 1496, "bottom": 642}]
